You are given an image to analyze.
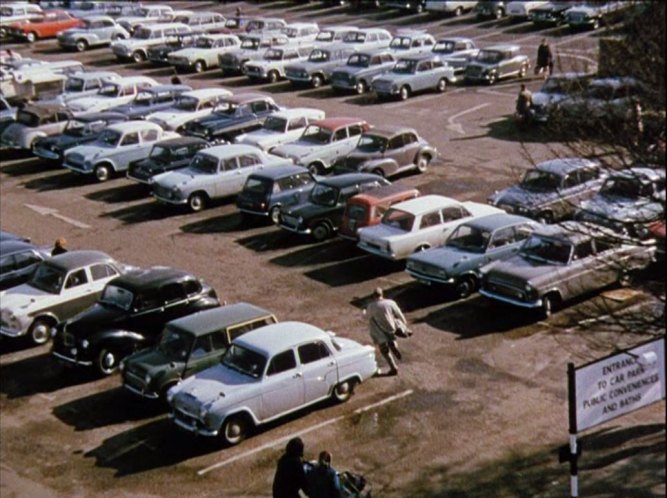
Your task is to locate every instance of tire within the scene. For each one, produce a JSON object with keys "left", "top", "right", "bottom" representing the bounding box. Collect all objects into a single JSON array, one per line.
[
  {"left": 399, "top": 85, "right": 410, "bottom": 101},
  {"left": 307, "top": 162, "right": 322, "bottom": 175},
  {"left": 415, "top": 4, "right": 423, "bottom": 14},
  {"left": 541, "top": 293, "right": 560, "bottom": 318},
  {"left": 518, "top": 64, "right": 527, "bottom": 78},
  {"left": 312, "top": 221, "right": 332, "bottom": 242},
  {"left": 132, "top": 50, "right": 145, "bottom": 63},
  {"left": 487, "top": 73, "right": 497, "bottom": 85},
  {"left": 194, "top": 60, "right": 206, "bottom": 73},
  {"left": 592, "top": 19, "right": 600, "bottom": 29},
  {"left": 26, "top": 32, "right": 38, "bottom": 43},
  {"left": 221, "top": 415, "right": 249, "bottom": 446},
  {"left": 97, "top": 348, "right": 120, "bottom": 376},
  {"left": 269, "top": 205, "right": 282, "bottom": 224},
  {"left": 454, "top": 6, "right": 463, "bottom": 16},
  {"left": 355, "top": 80, "right": 367, "bottom": 95},
  {"left": 75, "top": 39, "right": 88, "bottom": 52},
  {"left": 28, "top": 319, "right": 52, "bottom": 346},
  {"left": 371, "top": 168, "right": 385, "bottom": 178},
  {"left": 436, "top": 78, "right": 447, "bottom": 93},
  {"left": 618, "top": 271, "right": 633, "bottom": 288},
  {"left": 537, "top": 211, "right": 554, "bottom": 224},
  {"left": 0, "top": 28, "right": 7, "bottom": 39},
  {"left": 94, "top": 164, "right": 112, "bottom": 182},
  {"left": 495, "top": 8, "right": 504, "bottom": 19},
  {"left": 415, "top": 153, "right": 430, "bottom": 173},
  {"left": 267, "top": 70, "right": 279, "bottom": 83},
  {"left": 111, "top": 33, "right": 124, "bottom": 41},
  {"left": 311, "top": 74, "right": 324, "bottom": 88},
  {"left": 188, "top": 192, "right": 207, "bottom": 212},
  {"left": 454, "top": 275, "right": 477, "bottom": 299},
  {"left": 332, "top": 379, "right": 356, "bottom": 403}
]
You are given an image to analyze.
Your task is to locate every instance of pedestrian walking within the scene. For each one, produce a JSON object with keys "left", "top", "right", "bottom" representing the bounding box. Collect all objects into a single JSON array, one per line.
[
  {"left": 535, "top": 38, "right": 553, "bottom": 79},
  {"left": 515, "top": 83, "right": 533, "bottom": 128},
  {"left": 273, "top": 437, "right": 308, "bottom": 498},
  {"left": 52, "top": 237, "right": 68, "bottom": 255},
  {"left": 364, "top": 287, "right": 408, "bottom": 376},
  {"left": 305, "top": 451, "right": 342, "bottom": 498}
]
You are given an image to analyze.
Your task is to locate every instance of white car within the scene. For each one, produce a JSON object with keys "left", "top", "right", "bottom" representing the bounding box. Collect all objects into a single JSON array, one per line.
[
  {"left": 116, "top": 4, "right": 174, "bottom": 34},
  {"left": 281, "top": 22, "right": 320, "bottom": 44},
  {"left": 66, "top": 76, "right": 158, "bottom": 114},
  {"left": 235, "top": 108, "right": 326, "bottom": 152},
  {"left": 167, "top": 322, "right": 377, "bottom": 445},
  {"left": 507, "top": 1, "right": 549, "bottom": 20},
  {"left": 146, "top": 88, "right": 232, "bottom": 131},
  {"left": 42, "top": 71, "right": 121, "bottom": 106},
  {"left": 357, "top": 195, "right": 504, "bottom": 260},
  {"left": 168, "top": 33, "right": 241, "bottom": 73},
  {"left": 63, "top": 120, "right": 179, "bottom": 181},
  {"left": 314, "top": 25, "right": 358, "bottom": 45},
  {"left": 111, "top": 22, "right": 190, "bottom": 63}
]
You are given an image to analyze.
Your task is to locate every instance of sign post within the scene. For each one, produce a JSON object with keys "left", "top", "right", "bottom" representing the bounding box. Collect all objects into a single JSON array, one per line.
[{"left": 567, "top": 362, "right": 579, "bottom": 498}]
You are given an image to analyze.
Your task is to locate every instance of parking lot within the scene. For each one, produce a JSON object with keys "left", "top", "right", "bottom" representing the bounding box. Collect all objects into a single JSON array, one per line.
[{"left": 0, "top": 1, "right": 664, "bottom": 497}]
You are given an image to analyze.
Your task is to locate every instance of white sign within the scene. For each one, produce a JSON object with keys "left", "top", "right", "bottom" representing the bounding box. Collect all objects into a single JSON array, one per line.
[{"left": 575, "top": 338, "right": 666, "bottom": 432}]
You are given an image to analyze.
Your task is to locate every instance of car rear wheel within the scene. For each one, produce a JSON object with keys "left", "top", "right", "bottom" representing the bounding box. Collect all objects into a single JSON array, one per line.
[
  {"left": 25, "top": 32, "right": 38, "bottom": 43},
  {"left": 495, "top": 7, "right": 505, "bottom": 19},
  {"left": 111, "top": 33, "right": 125, "bottom": 41},
  {"left": 537, "top": 211, "right": 554, "bottom": 224},
  {"left": 415, "top": 154, "right": 430, "bottom": 173},
  {"left": 188, "top": 192, "right": 207, "bottom": 212},
  {"left": 269, "top": 205, "right": 282, "bottom": 224},
  {"left": 355, "top": 80, "right": 368, "bottom": 94},
  {"left": 518, "top": 64, "right": 527, "bottom": 78},
  {"left": 436, "top": 78, "right": 447, "bottom": 93},
  {"left": 221, "top": 415, "right": 249, "bottom": 446},
  {"left": 454, "top": 6, "right": 463, "bottom": 16},
  {"left": 399, "top": 85, "right": 410, "bottom": 101},
  {"left": 312, "top": 221, "right": 332, "bottom": 242},
  {"left": 487, "top": 73, "right": 497, "bottom": 85},
  {"left": 94, "top": 164, "right": 112, "bottom": 182},
  {"left": 332, "top": 379, "right": 356, "bottom": 403},
  {"left": 28, "top": 319, "right": 53, "bottom": 346},
  {"left": 75, "top": 39, "right": 88, "bottom": 52},
  {"left": 311, "top": 74, "right": 324, "bottom": 88},
  {"left": 267, "top": 70, "right": 279, "bottom": 83},
  {"left": 307, "top": 162, "right": 322, "bottom": 175},
  {"left": 455, "top": 275, "right": 477, "bottom": 299},
  {"left": 97, "top": 348, "right": 120, "bottom": 376},
  {"left": 371, "top": 168, "right": 385, "bottom": 178},
  {"left": 132, "top": 50, "right": 145, "bottom": 63}
]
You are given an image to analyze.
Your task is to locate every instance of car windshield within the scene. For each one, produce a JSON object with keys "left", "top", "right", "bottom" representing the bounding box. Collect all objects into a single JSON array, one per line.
[
  {"left": 310, "top": 183, "right": 339, "bottom": 207},
  {"left": 222, "top": 344, "right": 266, "bottom": 378},
  {"left": 434, "top": 40, "right": 458, "bottom": 54},
  {"left": 346, "top": 203, "right": 368, "bottom": 221},
  {"left": 263, "top": 116, "right": 287, "bottom": 132},
  {"left": 175, "top": 95, "right": 199, "bottom": 111},
  {"left": 382, "top": 208, "right": 414, "bottom": 231},
  {"left": 65, "top": 77, "right": 85, "bottom": 93},
  {"left": 308, "top": 49, "right": 330, "bottom": 62},
  {"left": 64, "top": 118, "right": 93, "bottom": 137},
  {"left": 99, "top": 84, "right": 121, "bottom": 97},
  {"left": 0, "top": 8, "right": 13, "bottom": 16},
  {"left": 347, "top": 53, "right": 370, "bottom": 67},
  {"left": 195, "top": 37, "right": 214, "bottom": 49},
  {"left": 390, "top": 37, "right": 411, "bottom": 49},
  {"left": 343, "top": 32, "right": 367, "bottom": 43},
  {"left": 133, "top": 91, "right": 156, "bottom": 106},
  {"left": 132, "top": 27, "right": 152, "bottom": 40},
  {"left": 190, "top": 153, "right": 218, "bottom": 174},
  {"left": 96, "top": 129, "right": 122, "bottom": 147},
  {"left": 136, "top": 8, "right": 150, "bottom": 16},
  {"left": 315, "top": 31, "right": 334, "bottom": 42},
  {"left": 446, "top": 225, "right": 491, "bottom": 253},
  {"left": 301, "top": 125, "right": 332, "bottom": 144},
  {"left": 16, "top": 111, "right": 40, "bottom": 127},
  {"left": 542, "top": 77, "right": 589, "bottom": 94},
  {"left": 476, "top": 50, "right": 502, "bottom": 63},
  {"left": 520, "top": 170, "right": 562, "bottom": 192},
  {"left": 600, "top": 177, "right": 644, "bottom": 199},
  {"left": 29, "top": 263, "right": 65, "bottom": 294},
  {"left": 149, "top": 145, "right": 171, "bottom": 162},
  {"left": 392, "top": 59, "right": 417, "bottom": 74},
  {"left": 213, "top": 102, "right": 240, "bottom": 116},
  {"left": 263, "top": 48, "right": 283, "bottom": 60},
  {"left": 158, "top": 327, "right": 194, "bottom": 359},
  {"left": 241, "top": 38, "right": 259, "bottom": 49},
  {"left": 99, "top": 284, "right": 134, "bottom": 310},
  {"left": 357, "top": 134, "right": 387, "bottom": 152},
  {"left": 283, "top": 28, "right": 300, "bottom": 38},
  {"left": 520, "top": 235, "right": 572, "bottom": 265}
]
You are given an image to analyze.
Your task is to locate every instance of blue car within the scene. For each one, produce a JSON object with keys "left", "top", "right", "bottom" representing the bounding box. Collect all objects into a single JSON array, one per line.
[{"left": 110, "top": 84, "right": 192, "bottom": 119}]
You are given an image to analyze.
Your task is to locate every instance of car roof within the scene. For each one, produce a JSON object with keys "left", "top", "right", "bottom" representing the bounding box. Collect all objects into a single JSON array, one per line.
[
  {"left": 365, "top": 126, "right": 416, "bottom": 138},
  {"left": 435, "top": 37, "right": 474, "bottom": 43},
  {"left": 203, "top": 144, "right": 264, "bottom": 158},
  {"left": 354, "top": 27, "right": 391, "bottom": 34},
  {"left": 222, "top": 93, "right": 273, "bottom": 105},
  {"left": 141, "top": 84, "right": 192, "bottom": 94},
  {"left": 320, "top": 25, "right": 358, "bottom": 33},
  {"left": 348, "top": 183, "right": 419, "bottom": 203},
  {"left": 153, "top": 136, "right": 207, "bottom": 148},
  {"left": 536, "top": 157, "right": 599, "bottom": 175},
  {"left": 0, "top": 240, "right": 40, "bottom": 256},
  {"left": 115, "top": 75, "right": 157, "bottom": 85},
  {"left": 20, "top": 103, "right": 70, "bottom": 117},
  {"left": 167, "top": 302, "right": 274, "bottom": 336},
  {"left": 532, "top": 221, "right": 595, "bottom": 244},
  {"left": 284, "top": 22, "right": 319, "bottom": 28},
  {"left": 459, "top": 213, "right": 535, "bottom": 232},
  {"left": 248, "top": 164, "right": 309, "bottom": 180},
  {"left": 398, "top": 54, "right": 442, "bottom": 62},
  {"left": 612, "top": 166, "right": 666, "bottom": 182},
  {"left": 182, "top": 88, "right": 231, "bottom": 99},
  {"left": 270, "top": 107, "right": 323, "bottom": 120},
  {"left": 312, "top": 117, "right": 366, "bottom": 130},
  {"left": 391, "top": 194, "right": 458, "bottom": 215},
  {"left": 69, "top": 70, "right": 119, "bottom": 80},
  {"left": 483, "top": 44, "right": 520, "bottom": 51},
  {"left": 109, "top": 266, "right": 196, "bottom": 293},
  {"left": 48, "top": 250, "right": 115, "bottom": 271},
  {"left": 235, "top": 321, "right": 326, "bottom": 355},
  {"left": 201, "top": 33, "right": 239, "bottom": 40},
  {"left": 74, "top": 111, "right": 128, "bottom": 123},
  {"left": 588, "top": 76, "right": 640, "bottom": 88},
  {"left": 106, "top": 120, "right": 161, "bottom": 134},
  {"left": 141, "top": 22, "right": 189, "bottom": 31},
  {"left": 318, "top": 173, "right": 384, "bottom": 188},
  {"left": 80, "top": 15, "right": 115, "bottom": 22}
]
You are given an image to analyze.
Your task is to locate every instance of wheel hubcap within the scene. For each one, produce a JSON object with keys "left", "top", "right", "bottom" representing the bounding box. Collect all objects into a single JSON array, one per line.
[{"left": 32, "top": 325, "right": 50, "bottom": 343}]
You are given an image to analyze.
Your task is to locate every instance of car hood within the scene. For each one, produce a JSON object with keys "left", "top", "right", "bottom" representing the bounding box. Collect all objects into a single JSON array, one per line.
[
  {"left": 37, "top": 133, "right": 86, "bottom": 149},
  {"left": 171, "top": 48, "right": 211, "bottom": 59},
  {"left": 59, "top": 27, "right": 90, "bottom": 37},
  {"left": 485, "top": 254, "right": 559, "bottom": 286},
  {"left": 272, "top": 140, "right": 322, "bottom": 158},
  {"left": 125, "top": 347, "right": 176, "bottom": 372},
  {"left": 567, "top": 6, "right": 596, "bottom": 16},
  {"left": 64, "top": 303, "right": 127, "bottom": 338},
  {"left": 1, "top": 123, "right": 28, "bottom": 142},
  {"left": 173, "top": 363, "right": 253, "bottom": 404},
  {"left": 360, "top": 223, "right": 407, "bottom": 242},
  {"left": 533, "top": 91, "right": 568, "bottom": 107},
  {"left": 374, "top": 73, "right": 412, "bottom": 85},
  {"left": 191, "top": 113, "right": 236, "bottom": 129},
  {"left": 1, "top": 283, "right": 55, "bottom": 315},
  {"left": 67, "top": 97, "right": 111, "bottom": 111},
  {"left": 491, "top": 184, "right": 557, "bottom": 208},
  {"left": 66, "top": 143, "right": 108, "bottom": 160},
  {"left": 237, "top": 129, "right": 281, "bottom": 147},
  {"left": 345, "top": 150, "right": 381, "bottom": 162},
  {"left": 579, "top": 194, "right": 664, "bottom": 222},
  {"left": 409, "top": 246, "right": 482, "bottom": 271},
  {"left": 148, "top": 109, "right": 188, "bottom": 122},
  {"left": 153, "top": 168, "right": 202, "bottom": 188}
]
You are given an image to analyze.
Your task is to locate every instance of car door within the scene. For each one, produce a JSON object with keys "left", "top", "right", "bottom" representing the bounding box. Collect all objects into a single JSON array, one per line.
[
  {"left": 260, "top": 349, "right": 304, "bottom": 421},
  {"left": 557, "top": 170, "right": 593, "bottom": 218},
  {"left": 297, "top": 340, "right": 338, "bottom": 403},
  {"left": 236, "top": 154, "right": 264, "bottom": 190},
  {"left": 157, "top": 281, "right": 190, "bottom": 324},
  {"left": 115, "top": 130, "right": 145, "bottom": 169},
  {"left": 183, "top": 333, "right": 221, "bottom": 378},
  {"left": 54, "top": 267, "right": 98, "bottom": 320},
  {"left": 400, "top": 133, "right": 420, "bottom": 169},
  {"left": 215, "top": 156, "right": 239, "bottom": 198},
  {"left": 566, "top": 239, "right": 599, "bottom": 299},
  {"left": 485, "top": 225, "right": 521, "bottom": 267}
]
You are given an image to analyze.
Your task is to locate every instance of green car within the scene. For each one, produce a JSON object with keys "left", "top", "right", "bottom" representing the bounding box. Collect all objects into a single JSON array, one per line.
[{"left": 120, "top": 303, "right": 277, "bottom": 400}]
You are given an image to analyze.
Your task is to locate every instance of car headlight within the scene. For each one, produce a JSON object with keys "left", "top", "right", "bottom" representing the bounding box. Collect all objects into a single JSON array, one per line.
[
  {"left": 524, "top": 285, "right": 537, "bottom": 300},
  {"left": 81, "top": 339, "right": 89, "bottom": 349},
  {"left": 83, "top": 160, "right": 93, "bottom": 170},
  {"left": 119, "top": 360, "right": 126, "bottom": 372},
  {"left": 297, "top": 216, "right": 304, "bottom": 224},
  {"left": 144, "top": 373, "right": 151, "bottom": 384},
  {"left": 391, "top": 84, "right": 398, "bottom": 92}
]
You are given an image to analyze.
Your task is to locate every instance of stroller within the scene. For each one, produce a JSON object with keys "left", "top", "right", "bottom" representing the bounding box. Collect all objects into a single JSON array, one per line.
[{"left": 339, "top": 470, "right": 372, "bottom": 498}]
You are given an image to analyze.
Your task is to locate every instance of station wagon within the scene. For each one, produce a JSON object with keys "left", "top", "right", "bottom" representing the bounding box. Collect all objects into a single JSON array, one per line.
[
  {"left": 172, "top": 11, "right": 227, "bottom": 33},
  {"left": 388, "top": 30, "right": 436, "bottom": 57},
  {"left": 465, "top": 44, "right": 529, "bottom": 85},
  {"left": 314, "top": 25, "right": 358, "bottom": 45},
  {"left": 116, "top": 4, "right": 175, "bottom": 34},
  {"left": 244, "top": 45, "right": 314, "bottom": 83},
  {"left": 57, "top": 15, "right": 130, "bottom": 52},
  {"left": 0, "top": 3, "right": 44, "bottom": 39},
  {"left": 373, "top": 54, "right": 456, "bottom": 100},
  {"left": 281, "top": 22, "right": 320, "bottom": 44},
  {"left": 0, "top": 240, "right": 50, "bottom": 291},
  {"left": 168, "top": 34, "right": 242, "bottom": 73},
  {"left": 235, "top": 107, "right": 326, "bottom": 152},
  {"left": 245, "top": 17, "right": 288, "bottom": 36},
  {"left": 111, "top": 23, "right": 191, "bottom": 63},
  {"left": 431, "top": 37, "right": 480, "bottom": 75},
  {"left": 66, "top": 76, "right": 158, "bottom": 114}
]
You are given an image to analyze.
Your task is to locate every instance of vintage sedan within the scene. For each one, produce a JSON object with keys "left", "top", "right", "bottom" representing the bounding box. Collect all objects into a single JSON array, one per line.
[
  {"left": 32, "top": 111, "right": 128, "bottom": 162},
  {"left": 565, "top": 1, "right": 629, "bottom": 30},
  {"left": 0, "top": 103, "right": 72, "bottom": 151},
  {"left": 52, "top": 267, "right": 220, "bottom": 375},
  {"left": 530, "top": 1, "right": 574, "bottom": 26},
  {"left": 8, "top": 10, "right": 84, "bottom": 43},
  {"left": 0, "top": 3, "right": 44, "bottom": 39},
  {"left": 488, "top": 158, "right": 605, "bottom": 223},
  {"left": 330, "top": 49, "right": 396, "bottom": 94},
  {"left": 358, "top": 195, "right": 504, "bottom": 260},
  {"left": 151, "top": 144, "right": 292, "bottom": 212},
  {"left": 575, "top": 166, "right": 666, "bottom": 238},
  {"left": 235, "top": 108, "right": 325, "bottom": 152},
  {"left": 0, "top": 251, "right": 130, "bottom": 345},
  {"left": 121, "top": 303, "right": 277, "bottom": 400},
  {"left": 243, "top": 45, "right": 314, "bottom": 83},
  {"left": 146, "top": 88, "right": 232, "bottom": 132},
  {"left": 167, "top": 322, "right": 377, "bottom": 445},
  {"left": 282, "top": 22, "right": 320, "bottom": 44},
  {"left": 425, "top": 0, "right": 478, "bottom": 16},
  {"left": 63, "top": 121, "right": 180, "bottom": 182},
  {"left": 285, "top": 44, "right": 357, "bottom": 88},
  {"left": 109, "top": 84, "right": 192, "bottom": 119},
  {"left": 388, "top": 30, "right": 436, "bottom": 57},
  {"left": 333, "top": 126, "right": 437, "bottom": 178},
  {"left": 146, "top": 31, "right": 203, "bottom": 65},
  {"left": 0, "top": 240, "right": 50, "bottom": 291},
  {"left": 507, "top": 1, "right": 549, "bottom": 20},
  {"left": 45, "top": 71, "right": 121, "bottom": 107},
  {"left": 111, "top": 23, "right": 191, "bottom": 63},
  {"left": 115, "top": 4, "right": 175, "bottom": 34},
  {"left": 475, "top": 1, "right": 509, "bottom": 19},
  {"left": 245, "top": 17, "right": 288, "bottom": 36},
  {"left": 479, "top": 221, "right": 656, "bottom": 317},
  {"left": 57, "top": 15, "right": 130, "bottom": 51},
  {"left": 531, "top": 72, "right": 594, "bottom": 123},
  {"left": 341, "top": 28, "right": 392, "bottom": 51},
  {"left": 279, "top": 173, "right": 390, "bottom": 241},
  {"left": 406, "top": 213, "right": 540, "bottom": 297},
  {"left": 218, "top": 34, "right": 290, "bottom": 76},
  {"left": 431, "top": 37, "right": 480, "bottom": 75},
  {"left": 236, "top": 165, "right": 316, "bottom": 224},
  {"left": 465, "top": 44, "right": 529, "bottom": 85},
  {"left": 66, "top": 76, "right": 158, "bottom": 114},
  {"left": 271, "top": 117, "right": 370, "bottom": 175},
  {"left": 373, "top": 54, "right": 456, "bottom": 100},
  {"left": 168, "top": 33, "right": 242, "bottom": 73},
  {"left": 313, "top": 25, "right": 358, "bottom": 45},
  {"left": 127, "top": 136, "right": 209, "bottom": 185}
]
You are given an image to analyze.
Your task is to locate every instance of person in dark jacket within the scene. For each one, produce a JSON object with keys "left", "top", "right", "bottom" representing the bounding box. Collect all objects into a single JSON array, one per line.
[
  {"left": 306, "top": 451, "right": 342, "bottom": 498},
  {"left": 273, "top": 437, "right": 308, "bottom": 498},
  {"left": 535, "top": 38, "right": 553, "bottom": 79},
  {"left": 52, "top": 238, "right": 68, "bottom": 255}
]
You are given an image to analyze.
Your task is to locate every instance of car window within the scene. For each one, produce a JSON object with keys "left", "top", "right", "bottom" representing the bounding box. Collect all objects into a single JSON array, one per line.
[
  {"left": 182, "top": 279, "right": 202, "bottom": 296},
  {"left": 239, "top": 155, "right": 260, "bottom": 168},
  {"left": 388, "top": 136, "right": 403, "bottom": 150},
  {"left": 333, "top": 128, "right": 347, "bottom": 141},
  {"left": 223, "top": 157, "right": 238, "bottom": 171},
  {"left": 267, "top": 349, "right": 297, "bottom": 376},
  {"left": 420, "top": 211, "right": 442, "bottom": 229},
  {"left": 251, "top": 101, "right": 269, "bottom": 113},
  {"left": 13, "top": 252, "right": 42, "bottom": 270},
  {"left": 210, "top": 330, "right": 229, "bottom": 350},
  {"left": 573, "top": 240, "right": 594, "bottom": 260},
  {"left": 513, "top": 224, "right": 534, "bottom": 242},
  {"left": 227, "top": 316, "right": 275, "bottom": 343},
  {"left": 562, "top": 173, "right": 580, "bottom": 189},
  {"left": 0, "top": 255, "right": 15, "bottom": 273},
  {"left": 340, "top": 185, "right": 361, "bottom": 200},
  {"left": 65, "top": 269, "right": 88, "bottom": 288},
  {"left": 442, "top": 206, "right": 466, "bottom": 222},
  {"left": 594, "top": 239, "right": 615, "bottom": 253},
  {"left": 417, "top": 61, "right": 430, "bottom": 72},
  {"left": 298, "top": 341, "right": 331, "bottom": 364},
  {"left": 489, "top": 227, "right": 515, "bottom": 249},
  {"left": 171, "top": 146, "right": 189, "bottom": 159},
  {"left": 85, "top": 80, "right": 101, "bottom": 91},
  {"left": 160, "top": 283, "right": 186, "bottom": 303},
  {"left": 348, "top": 124, "right": 364, "bottom": 137},
  {"left": 190, "top": 335, "right": 213, "bottom": 358},
  {"left": 141, "top": 129, "right": 159, "bottom": 142},
  {"left": 578, "top": 168, "right": 599, "bottom": 183},
  {"left": 90, "top": 263, "right": 118, "bottom": 281},
  {"left": 403, "top": 133, "right": 417, "bottom": 145},
  {"left": 121, "top": 132, "right": 139, "bottom": 146},
  {"left": 289, "top": 117, "right": 307, "bottom": 130}
]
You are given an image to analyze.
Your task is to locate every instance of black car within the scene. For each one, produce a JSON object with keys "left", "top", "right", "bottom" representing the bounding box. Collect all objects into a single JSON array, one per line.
[
  {"left": 51, "top": 267, "right": 220, "bottom": 376},
  {"left": 0, "top": 240, "right": 49, "bottom": 291},
  {"left": 109, "top": 84, "right": 192, "bottom": 120},
  {"left": 182, "top": 93, "right": 281, "bottom": 143},
  {"left": 146, "top": 31, "right": 206, "bottom": 65},
  {"left": 32, "top": 112, "right": 128, "bottom": 162},
  {"left": 475, "top": 1, "right": 508, "bottom": 20},
  {"left": 531, "top": 1, "right": 574, "bottom": 26},
  {"left": 126, "top": 136, "right": 209, "bottom": 185},
  {"left": 278, "top": 173, "right": 390, "bottom": 241}
]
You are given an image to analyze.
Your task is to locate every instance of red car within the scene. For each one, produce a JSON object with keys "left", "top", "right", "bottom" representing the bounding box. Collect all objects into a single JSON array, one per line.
[{"left": 9, "top": 10, "right": 84, "bottom": 43}]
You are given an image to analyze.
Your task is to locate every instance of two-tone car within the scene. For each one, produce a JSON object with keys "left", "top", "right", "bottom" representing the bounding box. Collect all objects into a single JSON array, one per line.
[
  {"left": 243, "top": 44, "right": 314, "bottom": 83},
  {"left": 235, "top": 107, "right": 326, "bottom": 152},
  {"left": 479, "top": 221, "right": 656, "bottom": 317},
  {"left": 0, "top": 3, "right": 44, "bottom": 39},
  {"left": 109, "top": 84, "right": 192, "bottom": 119},
  {"left": 0, "top": 103, "right": 72, "bottom": 152},
  {"left": 63, "top": 120, "right": 180, "bottom": 182},
  {"left": 168, "top": 33, "right": 242, "bottom": 73},
  {"left": 333, "top": 126, "right": 437, "bottom": 178},
  {"left": 464, "top": 44, "right": 529, "bottom": 85},
  {"left": 111, "top": 23, "right": 191, "bottom": 63},
  {"left": 127, "top": 136, "right": 210, "bottom": 185},
  {"left": 285, "top": 43, "right": 358, "bottom": 88},
  {"left": 0, "top": 251, "right": 130, "bottom": 345},
  {"left": 146, "top": 88, "right": 232, "bottom": 132},
  {"left": 151, "top": 144, "right": 292, "bottom": 212},
  {"left": 121, "top": 303, "right": 278, "bottom": 400},
  {"left": 57, "top": 15, "right": 130, "bottom": 52},
  {"left": 66, "top": 76, "right": 158, "bottom": 114},
  {"left": 488, "top": 158, "right": 605, "bottom": 223},
  {"left": 167, "top": 322, "right": 377, "bottom": 445},
  {"left": 372, "top": 54, "right": 456, "bottom": 100},
  {"left": 431, "top": 37, "right": 479, "bottom": 76},
  {"left": 218, "top": 34, "right": 290, "bottom": 76},
  {"left": 271, "top": 117, "right": 369, "bottom": 175},
  {"left": 52, "top": 267, "right": 220, "bottom": 375},
  {"left": 330, "top": 49, "right": 396, "bottom": 94},
  {"left": 406, "top": 213, "right": 540, "bottom": 298},
  {"left": 146, "top": 30, "right": 204, "bottom": 65},
  {"left": 0, "top": 239, "right": 50, "bottom": 291},
  {"left": 8, "top": 9, "right": 84, "bottom": 43},
  {"left": 357, "top": 195, "right": 504, "bottom": 260}
]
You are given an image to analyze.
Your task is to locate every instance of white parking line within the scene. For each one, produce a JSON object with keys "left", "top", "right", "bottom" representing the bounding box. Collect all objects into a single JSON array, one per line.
[
  {"left": 197, "top": 389, "right": 414, "bottom": 476},
  {"left": 446, "top": 103, "right": 491, "bottom": 134}
]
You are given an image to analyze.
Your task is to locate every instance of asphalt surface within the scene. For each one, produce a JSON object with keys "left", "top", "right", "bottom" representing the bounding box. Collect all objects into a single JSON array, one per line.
[{"left": 0, "top": 2, "right": 664, "bottom": 497}]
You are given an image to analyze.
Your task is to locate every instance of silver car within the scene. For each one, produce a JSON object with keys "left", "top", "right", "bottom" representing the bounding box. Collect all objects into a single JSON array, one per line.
[{"left": 57, "top": 15, "right": 129, "bottom": 52}]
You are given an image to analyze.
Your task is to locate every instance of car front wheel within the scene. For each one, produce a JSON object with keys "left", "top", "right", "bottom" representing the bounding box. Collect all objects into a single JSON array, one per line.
[
  {"left": 399, "top": 85, "right": 410, "bottom": 101},
  {"left": 267, "top": 70, "right": 279, "bottom": 83},
  {"left": 269, "top": 205, "right": 282, "bottom": 224},
  {"left": 541, "top": 293, "right": 560, "bottom": 318},
  {"left": 28, "top": 319, "right": 53, "bottom": 346},
  {"left": 436, "top": 78, "right": 447, "bottom": 93},
  {"left": 415, "top": 154, "right": 430, "bottom": 173},
  {"left": 194, "top": 60, "right": 206, "bottom": 73},
  {"left": 312, "top": 222, "right": 332, "bottom": 242},
  {"left": 26, "top": 32, "right": 38, "bottom": 43},
  {"left": 454, "top": 275, "right": 477, "bottom": 299},
  {"left": 355, "top": 80, "right": 368, "bottom": 94},
  {"left": 94, "top": 164, "right": 111, "bottom": 182},
  {"left": 97, "top": 348, "right": 120, "bottom": 376},
  {"left": 221, "top": 415, "right": 249, "bottom": 446},
  {"left": 132, "top": 50, "right": 145, "bottom": 63},
  {"left": 311, "top": 74, "right": 324, "bottom": 88},
  {"left": 75, "top": 39, "right": 88, "bottom": 52},
  {"left": 188, "top": 192, "right": 207, "bottom": 212}
]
